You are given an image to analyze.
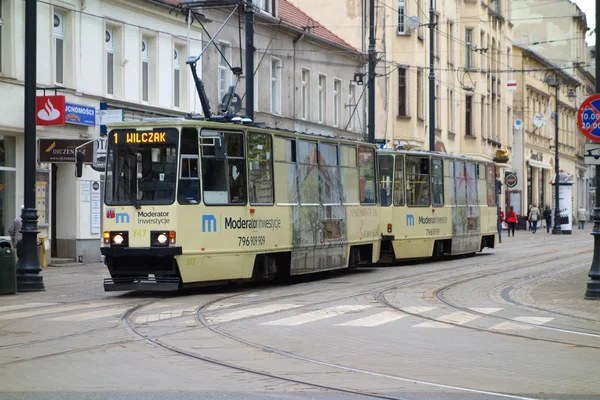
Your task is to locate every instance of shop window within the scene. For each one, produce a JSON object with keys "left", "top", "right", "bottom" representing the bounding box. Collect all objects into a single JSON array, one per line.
[
  {"left": 394, "top": 155, "right": 405, "bottom": 206},
  {"left": 359, "top": 146, "right": 376, "bottom": 204},
  {"left": 247, "top": 132, "right": 274, "bottom": 205},
  {"left": 378, "top": 155, "right": 393, "bottom": 206},
  {"left": 406, "top": 156, "right": 430, "bottom": 206},
  {"left": 431, "top": 158, "right": 444, "bottom": 206}
]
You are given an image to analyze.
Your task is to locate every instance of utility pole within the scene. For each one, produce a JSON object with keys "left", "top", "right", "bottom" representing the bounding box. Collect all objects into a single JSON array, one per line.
[
  {"left": 552, "top": 82, "right": 562, "bottom": 235},
  {"left": 428, "top": 0, "right": 435, "bottom": 152},
  {"left": 245, "top": 0, "right": 254, "bottom": 120},
  {"left": 584, "top": 0, "right": 600, "bottom": 299},
  {"left": 367, "top": 0, "right": 375, "bottom": 144},
  {"left": 17, "top": 0, "right": 44, "bottom": 292}
]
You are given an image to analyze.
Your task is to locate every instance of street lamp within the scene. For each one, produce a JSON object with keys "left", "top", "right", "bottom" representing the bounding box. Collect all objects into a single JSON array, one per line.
[{"left": 545, "top": 74, "right": 563, "bottom": 235}]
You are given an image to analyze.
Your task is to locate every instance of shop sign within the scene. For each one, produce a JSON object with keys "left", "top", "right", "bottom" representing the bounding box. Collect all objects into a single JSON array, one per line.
[
  {"left": 65, "top": 103, "right": 96, "bottom": 126},
  {"left": 38, "top": 139, "right": 94, "bottom": 163},
  {"left": 36, "top": 95, "right": 66, "bottom": 126},
  {"left": 505, "top": 173, "right": 518, "bottom": 188}
]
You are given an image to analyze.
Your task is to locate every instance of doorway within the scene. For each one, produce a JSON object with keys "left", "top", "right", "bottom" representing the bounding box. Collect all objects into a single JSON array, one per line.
[{"left": 51, "top": 164, "right": 57, "bottom": 257}]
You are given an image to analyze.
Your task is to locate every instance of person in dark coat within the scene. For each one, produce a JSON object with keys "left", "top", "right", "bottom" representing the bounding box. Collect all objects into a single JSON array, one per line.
[{"left": 543, "top": 205, "right": 552, "bottom": 233}]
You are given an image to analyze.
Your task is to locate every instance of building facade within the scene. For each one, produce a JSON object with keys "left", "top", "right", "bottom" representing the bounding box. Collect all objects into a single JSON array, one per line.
[{"left": 0, "top": 0, "right": 363, "bottom": 263}]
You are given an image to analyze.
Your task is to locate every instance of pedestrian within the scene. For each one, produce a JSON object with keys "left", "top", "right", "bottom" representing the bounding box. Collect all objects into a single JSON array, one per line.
[
  {"left": 577, "top": 207, "right": 587, "bottom": 230},
  {"left": 543, "top": 205, "right": 552, "bottom": 233},
  {"left": 506, "top": 206, "right": 518, "bottom": 237},
  {"left": 8, "top": 206, "right": 24, "bottom": 265},
  {"left": 529, "top": 204, "right": 540, "bottom": 233},
  {"left": 527, "top": 205, "right": 533, "bottom": 231},
  {"left": 499, "top": 208, "right": 505, "bottom": 223}
]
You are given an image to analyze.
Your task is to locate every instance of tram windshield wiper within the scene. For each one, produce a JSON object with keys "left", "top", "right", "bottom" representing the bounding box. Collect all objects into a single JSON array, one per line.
[{"left": 120, "top": 174, "right": 141, "bottom": 210}]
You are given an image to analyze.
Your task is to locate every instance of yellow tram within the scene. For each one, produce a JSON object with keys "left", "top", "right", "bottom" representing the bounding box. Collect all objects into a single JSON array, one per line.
[
  {"left": 376, "top": 148, "right": 498, "bottom": 262},
  {"left": 95, "top": 120, "right": 381, "bottom": 291}
]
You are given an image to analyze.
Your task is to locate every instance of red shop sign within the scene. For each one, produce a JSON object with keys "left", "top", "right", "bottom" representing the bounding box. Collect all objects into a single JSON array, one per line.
[{"left": 36, "top": 95, "right": 66, "bottom": 126}]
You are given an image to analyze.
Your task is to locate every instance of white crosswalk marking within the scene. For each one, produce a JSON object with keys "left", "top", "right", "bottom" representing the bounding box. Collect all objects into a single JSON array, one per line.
[
  {"left": 412, "top": 321, "right": 453, "bottom": 328},
  {"left": 469, "top": 307, "right": 503, "bottom": 314},
  {"left": 208, "top": 304, "right": 301, "bottom": 324},
  {"left": 336, "top": 311, "right": 405, "bottom": 327},
  {"left": 401, "top": 306, "right": 436, "bottom": 314},
  {"left": 490, "top": 322, "right": 534, "bottom": 331},
  {"left": 0, "top": 301, "right": 122, "bottom": 321},
  {"left": 513, "top": 317, "right": 554, "bottom": 325},
  {"left": 0, "top": 303, "right": 57, "bottom": 313},
  {"left": 48, "top": 306, "right": 128, "bottom": 321},
  {"left": 437, "top": 311, "right": 480, "bottom": 325},
  {"left": 262, "top": 305, "right": 372, "bottom": 326}
]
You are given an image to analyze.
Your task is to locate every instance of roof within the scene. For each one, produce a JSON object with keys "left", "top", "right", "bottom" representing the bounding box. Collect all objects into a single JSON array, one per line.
[
  {"left": 513, "top": 44, "right": 582, "bottom": 87},
  {"left": 158, "top": 0, "right": 362, "bottom": 55}
]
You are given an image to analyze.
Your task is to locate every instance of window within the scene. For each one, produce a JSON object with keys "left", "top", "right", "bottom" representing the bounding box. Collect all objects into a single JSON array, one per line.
[
  {"left": 417, "top": 69, "right": 424, "bottom": 119},
  {"left": 397, "top": 0, "right": 406, "bottom": 34},
  {"left": 465, "top": 96, "right": 473, "bottom": 137},
  {"left": 301, "top": 68, "right": 310, "bottom": 120},
  {"left": 333, "top": 79, "right": 341, "bottom": 127},
  {"left": 487, "top": 164, "right": 496, "bottom": 206},
  {"left": 340, "top": 145, "right": 359, "bottom": 204},
  {"left": 417, "top": 0, "right": 424, "bottom": 38},
  {"left": 378, "top": 155, "right": 393, "bottom": 206},
  {"left": 448, "top": 90, "right": 455, "bottom": 133},
  {"left": 218, "top": 42, "right": 232, "bottom": 102},
  {"left": 454, "top": 161, "right": 466, "bottom": 206},
  {"left": 271, "top": 57, "right": 281, "bottom": 114},
  {"left": 480, "top": 31, "right": 485, "bottom": 69},
  {"left": 495, "top": 0, "right": 501, "bottom": 14},
  {"left": 393, "top": 155, "right": 405, "bottom": 206},
  {"left": 398, "top": 68, "right": 408, "bottom": 117},
  {"left": 465, "top": 162, "right": 477, "bottom": 207},
  {"left": 446, "top": 160, "right": 455, "bottom": 205},
  {"left": 465, "top": 29, "right": 472, "bottom": 69},
  {"left": 54, "top": 11, "right": 64, "bottom": 85},
  {"left": 434, "top": 15, "right": 440, "bottom": 59},
  {"left": 481, "top": 96, "right": 486, "bottom": 138},
  {"left": 105, "top": 28, "right": 115, "bottom": 95},
  {"left": 105, "top": 129, "right": 178, "bottom": 206},
  {"left": 447, "top": 22, "right": 454, "bottom": 65},
  {"left": 359, "top": 147, "right": 376, "bottom": 204},
  {"left": 0, "top": 1, "right": 4, "bottom": 74},
  {"left": 435, "top": 84, "right": 440, "bottom": 129},
  {"left": 298, "top": 140, "right": 319, "bottom": 204},
  {"left": 274, "top": 138, "right": 297, "bottom": 205},
  {"left": 178, "top": 128, "right": 200, "bottom": 205},
  {"left": 431, "top": 158, "right": 443, "bottom": 206},
  {"left": 247, "top": 132, "right": 274, "bottom": 205},
  {"left": 201, "top": 131, "right": 246, "bottom": 205},
  {"left": 254, "top": 52, "right": 259, "bottom": 111},
  {"left": 319, "top": 142, "right": 341, "bottom": 206},
  {"left": 174, "top": 47, "right": 182, "bottom": 108},
  {"left": 318, "top": 74, "right": 326, "bottom": 123},
  {"left": 254, "top": 0, "right": 273, "bottom": 13},
  {"left": 141, "top": 38, "right": 149, "bottom": 102},
  {"left": 348, "top": 82, "right": 357, "bottom": 131},
  {"left": 406, "top": 156, "right": 430, "bottom": 206}
]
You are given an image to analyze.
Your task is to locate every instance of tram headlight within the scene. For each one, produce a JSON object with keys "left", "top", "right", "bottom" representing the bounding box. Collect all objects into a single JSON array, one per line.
[
  {"left": 113, "top": 234, "right": 124, "bottom": 245},
  {"left": 151, "top": 231, "right": 175, "bottom": 247},
  {"left": 157, "top": 233, "right": 168, "bottom": 244}
]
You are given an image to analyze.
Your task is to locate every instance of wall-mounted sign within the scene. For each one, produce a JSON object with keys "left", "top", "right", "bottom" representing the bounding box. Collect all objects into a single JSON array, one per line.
[
  {"left": 90, "top": 181, "right": 101, "bottom": 234},
  {"left": 65, "top": 103, "right": 96, "bottom": 126},
  {"left": 505, "top": 172, "right": 518, "bottom": 188},
  {"left": 36, "top": 96, "right": 66, "bottom": 126},
  {"left": 38, "top": 139, "right": 94, "bottom": 163},
  {"left": 507, "top": 80, "right": 517, "bottom": 91},
  {"left": 95, "top": 109, "right": 123, "bottom": 126},
  {"left": 513, "top": 119, "right": 523, "bottom": 130}
]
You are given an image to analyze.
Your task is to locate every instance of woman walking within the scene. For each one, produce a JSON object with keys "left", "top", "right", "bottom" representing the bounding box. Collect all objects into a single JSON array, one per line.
[
  {"left": 530, "top": 204, "right": 540, "bottom": 233},
  {"left": 506, "top": 206, "right": 518, "bottom": 237}
]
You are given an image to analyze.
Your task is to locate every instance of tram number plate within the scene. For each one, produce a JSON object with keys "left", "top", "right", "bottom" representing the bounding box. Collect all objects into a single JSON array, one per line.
[
  {"left": 238, "top": 236, "right": 266, "bottom": 247},
  {"left": 425, "top": 229, "right": 440, "bottom": 236}
]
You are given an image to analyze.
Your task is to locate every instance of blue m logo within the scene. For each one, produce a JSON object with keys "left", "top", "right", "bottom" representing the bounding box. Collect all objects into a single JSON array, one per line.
[
  {"left": 202, "top": 215, "right": 217, "bottom": 232},
  {"left": 115, "top": 213, "right": 130, "bottom": 224},
  {"left": 406, "top": 214, "right": 415, "bottom": 226}
]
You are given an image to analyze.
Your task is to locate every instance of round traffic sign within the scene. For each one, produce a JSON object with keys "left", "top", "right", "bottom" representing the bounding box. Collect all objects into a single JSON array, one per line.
[
  {"left": 578, "top": 94, "right": 600, "bottom": 142},
  {"left": 513, "top": 119, "right": 523, "bottom": 130}
]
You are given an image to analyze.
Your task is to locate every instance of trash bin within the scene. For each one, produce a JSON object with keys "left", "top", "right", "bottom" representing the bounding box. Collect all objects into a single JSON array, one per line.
[{"left": 0, "top": 247, "right": 16, "bottom": 295}]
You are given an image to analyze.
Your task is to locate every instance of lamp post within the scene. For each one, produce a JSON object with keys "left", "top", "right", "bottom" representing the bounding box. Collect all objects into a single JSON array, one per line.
[{"left": 545, "top": 74, "right": 562, "bottom": 235}]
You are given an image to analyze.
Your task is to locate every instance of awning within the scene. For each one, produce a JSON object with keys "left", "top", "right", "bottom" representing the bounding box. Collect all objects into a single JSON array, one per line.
[{"left": 527, "top": 159, "right": 552, "bottom": 170}]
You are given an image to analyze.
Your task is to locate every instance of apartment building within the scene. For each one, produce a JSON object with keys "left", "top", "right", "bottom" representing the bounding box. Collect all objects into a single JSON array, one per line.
[{"left": 0, "top": 0, "right": 364, "bottom": 263}]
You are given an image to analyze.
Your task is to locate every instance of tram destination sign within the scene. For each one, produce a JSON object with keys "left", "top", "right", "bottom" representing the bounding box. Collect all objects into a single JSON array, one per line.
[{"left": 578, "top": 94, "right": 600, "bottom": 142}]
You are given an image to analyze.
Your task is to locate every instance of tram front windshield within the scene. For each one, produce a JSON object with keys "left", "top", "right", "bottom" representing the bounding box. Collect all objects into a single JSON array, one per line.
[{"left": 105, "top": 128, "right": 179, "bottom": 206}]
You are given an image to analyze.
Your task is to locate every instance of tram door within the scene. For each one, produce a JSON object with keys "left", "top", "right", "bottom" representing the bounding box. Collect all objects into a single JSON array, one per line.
[{"left": 452, "top": 161, "right": 480, "bottom": 254}]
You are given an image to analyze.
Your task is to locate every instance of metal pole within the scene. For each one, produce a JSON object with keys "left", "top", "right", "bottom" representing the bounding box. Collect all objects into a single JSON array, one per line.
[
  {"left": 585, "top": 0, "right": 600, "bottom": 299},
  {"left": 245, "top": 0, "right": 254, "bottom": 120},
  {"left": 367, "top": 0, "right": 375, "bottom": 144},
  {"left": 428, "top": 0, "right": 435, "bottom": 151},
  {"left": 552, "top": 81, "right": 562, "bottom": 235},
  {"left": 17, "top": 0, "right": 44, "bottom": 292}
]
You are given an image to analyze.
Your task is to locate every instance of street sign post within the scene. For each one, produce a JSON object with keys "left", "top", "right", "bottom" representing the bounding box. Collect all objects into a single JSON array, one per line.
[{"left": 577, "top": 94, "right": 600, "bottom": 142}]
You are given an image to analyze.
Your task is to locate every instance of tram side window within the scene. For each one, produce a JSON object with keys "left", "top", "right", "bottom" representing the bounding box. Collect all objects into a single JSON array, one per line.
[
  {"left": 431, "top": 158, "right": 444, "bottom": 206},
  {"left": 406, "top": 156, "right": 430, "bottom": 206},
  {"left": 477, "top": 163, "right": 488, "bottom": 206},
  {"left": 298, "top": 140, "right": 319, "bottom": 204},
  {"left": 455, "top": 161, "right": 467, "bottom": 205},
  {"left": 445, "top": 160, "right": 455, "bottom": 206},
  {"left": 465, "top": 162, "right": 477, "bottom": 206},
  {"left": 378, "top": 155, "right": 393, "bottom": 206},
  {"left": 247, "top": 132, "right": 274, "bottom": 205},
  {"left": 178, "top": 128, "right": 200, "bottom": 205},
  {"left": 340, "top": 145, "right": 359, "bottom": 204},
  {"left": 274, "top": 137, "right": 297, "bottom": 205},
  {"left": 359, "top": 147, "right": 376, "bottom": 204},
  {"left": 486, "top": 164, "right": 497, "bottom": 205},
  {"left": 202, "top": 131, "right": 246, "bottom": 205},
  {"left": 319, "top": 143, "right": 341, "bottom": 205},
  {"left": 393, "top": 155, "right": 405, "bottom": 206}
]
